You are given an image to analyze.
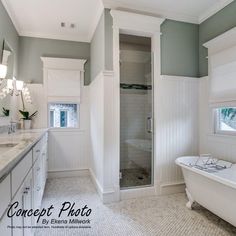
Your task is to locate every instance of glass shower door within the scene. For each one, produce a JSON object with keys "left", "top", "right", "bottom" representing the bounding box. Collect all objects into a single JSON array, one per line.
[{"left": 119, "top": 46, "right": 153, "bottom": 189}]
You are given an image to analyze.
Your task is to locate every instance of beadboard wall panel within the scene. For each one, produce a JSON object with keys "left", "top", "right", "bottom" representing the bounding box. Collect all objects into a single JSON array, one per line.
[{"left": 155, "top": 75, "right": 199, "bottom": 186}]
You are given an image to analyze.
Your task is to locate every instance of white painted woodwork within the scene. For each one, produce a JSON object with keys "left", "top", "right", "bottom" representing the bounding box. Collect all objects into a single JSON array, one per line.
[
  {"left": 155, "top": 75, "right": 199, "bottom": 186},
  {"left": 0, "top": 211, "right": 11, "bottom": 236},
  {"left": 89, "top": 70, "right": 119, "bottom": 203},
  {"left": 0, "top": 174, "right": 11, "bottom": 219},
  {"left": 105, "top": 0, "right": 232, "bottom": 24},
  {"left": 48, "top": 129, "right": 90, "bottom": 172},
  {"left": 11, "top": 150, "right": 32, "bottom": 198},
  {"left": 109, "top": 10, "right": 164, "bottom": 200}
]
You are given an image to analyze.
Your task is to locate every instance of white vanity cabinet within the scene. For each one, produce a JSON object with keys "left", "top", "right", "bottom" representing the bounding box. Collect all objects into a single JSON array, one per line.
[
  {"left": 0, "top": 132, "right": 48, "bottom": 236},
  {"left": 0, "top": 174, "right": 11, "bottom": 236}
]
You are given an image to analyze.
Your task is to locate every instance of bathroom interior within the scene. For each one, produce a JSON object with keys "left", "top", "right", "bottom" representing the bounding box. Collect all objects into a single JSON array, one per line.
[{"left": 0, "top": 0, "right": 236, "bottom": 235}]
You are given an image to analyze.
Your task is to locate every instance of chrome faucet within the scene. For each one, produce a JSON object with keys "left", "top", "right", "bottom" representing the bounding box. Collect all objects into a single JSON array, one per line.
[{"left": 8, "top": 121, "right": 17, "bottom": 134}]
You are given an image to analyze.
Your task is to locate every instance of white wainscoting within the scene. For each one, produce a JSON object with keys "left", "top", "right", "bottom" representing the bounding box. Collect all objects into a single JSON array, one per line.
[
  {"left": 199, "top": 76, "right": 236, "bottom": 163},
  {"left": 48, "top": 129, "right": 90, "bottom": 173},
  {"left": 89, "top": 70, "right": 120, "bottom": 203},
  {"left": 27, "top": 76, "right": 91, "bottom": 177},
  {"left": 155, "top": 75, "right": 199, "bottom": 193}
]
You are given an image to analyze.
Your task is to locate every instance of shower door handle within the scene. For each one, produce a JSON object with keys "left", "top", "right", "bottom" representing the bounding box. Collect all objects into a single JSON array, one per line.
[{"left": 147, "top": 117, "right": 153, "bottom": 133}]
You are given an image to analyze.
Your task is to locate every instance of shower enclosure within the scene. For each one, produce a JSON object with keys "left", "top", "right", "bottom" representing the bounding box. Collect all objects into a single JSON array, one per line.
[{"left": 119, "top": 34, "right": 153, "bottom": 189}]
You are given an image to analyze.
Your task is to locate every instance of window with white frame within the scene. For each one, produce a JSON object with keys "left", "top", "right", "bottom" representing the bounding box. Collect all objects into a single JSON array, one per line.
[
  {"left": 215, "top": 108, "right": 236, "bottom": 133},
  {"left": 49, "top": 103, "right": 78, "bottom": 128}
]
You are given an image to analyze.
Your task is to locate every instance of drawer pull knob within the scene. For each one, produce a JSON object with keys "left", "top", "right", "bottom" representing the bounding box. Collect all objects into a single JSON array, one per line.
[{"left": 25, "top": 187, "right": 30, "bottom": 190}]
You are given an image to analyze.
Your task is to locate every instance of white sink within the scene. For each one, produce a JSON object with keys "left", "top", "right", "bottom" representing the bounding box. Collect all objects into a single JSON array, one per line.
[{"left": 0, "top": 142, "right": 19, "bottom": 154}]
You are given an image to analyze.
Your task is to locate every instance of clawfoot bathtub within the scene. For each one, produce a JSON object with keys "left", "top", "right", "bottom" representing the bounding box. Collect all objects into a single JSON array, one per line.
[{"left": 176, "top": 156, "right": 236, "bottom": 227}]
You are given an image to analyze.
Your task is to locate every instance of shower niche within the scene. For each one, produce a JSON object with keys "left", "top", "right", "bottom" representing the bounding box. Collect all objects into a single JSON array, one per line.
[{"left": 119, "top": 34, "right": 153, "bottom": 189}]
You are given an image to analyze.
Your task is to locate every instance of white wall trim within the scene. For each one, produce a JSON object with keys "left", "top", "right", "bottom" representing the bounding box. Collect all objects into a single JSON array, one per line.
[
  {"left": 106, "top": 1, "right": 198, "bottom": 24},
  {"left": 161, "top": 75, "right": 199, "bottom": 82},
  {"left": 48, "top": 169, "right": 90, "bottom": 179},
  {"left": 111, "top": 10, "right": 165, "bottom": 36},
  {"left": 110, "top": 10, "right": 165, "bottom": 201},
  {"left": 160, "top": 181, "right": 186, "bottom": 195},
  {"left": 120, "top": 187, "right": 156, "bottom": 200},
  {"left": 19, "top": 31, "right": 90, "bottom": 43},
  {"left": 199, "top": 0, "right": 234, "bottom": 24}
]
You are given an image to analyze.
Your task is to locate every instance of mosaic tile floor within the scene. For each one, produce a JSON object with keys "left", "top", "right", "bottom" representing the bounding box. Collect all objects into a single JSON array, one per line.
[{"left": 35, "top": 176, "right": 236, "bottom": 236}]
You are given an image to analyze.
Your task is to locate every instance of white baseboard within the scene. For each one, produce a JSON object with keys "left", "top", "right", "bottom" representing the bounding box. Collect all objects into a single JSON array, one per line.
[
  {"left": 89, "top": 168, "right": 103, "bottom": 200},
  {"left": 160, "top": 181, "right": 186, "bottom": 195},
  {"left": 48, "top": 169, "right": 90, "bottom": 179},
  {"left": 120, "top": 186, "right": 156, "bottom": 200},
  {"left": 89, "top": 168, "right": 120, "bottom": 204}
]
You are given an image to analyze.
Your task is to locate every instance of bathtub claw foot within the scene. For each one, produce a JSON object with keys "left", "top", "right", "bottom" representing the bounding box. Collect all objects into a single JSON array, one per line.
[
  {"left": 185, "top": 188, "right": 194, "bottom": 210},
  {"left": 186, "top": 201, "right": 193, "bottom": 209}
]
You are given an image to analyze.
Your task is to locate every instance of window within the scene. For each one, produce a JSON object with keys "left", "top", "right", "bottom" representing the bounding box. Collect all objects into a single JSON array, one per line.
[
  {"left": 48, "top": 103, "right": 78, "bottom": 128},
  {"left": 216, "top": 107, "right": 236, "bottom": 133},
  {"left": 49, "top": 110, "right": 55, "bottom": 127}
]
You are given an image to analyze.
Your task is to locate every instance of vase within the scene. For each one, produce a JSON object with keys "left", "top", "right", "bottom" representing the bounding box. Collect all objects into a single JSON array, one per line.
[{"left": 23, "top": 120, "right": 31, "bottom": 129}]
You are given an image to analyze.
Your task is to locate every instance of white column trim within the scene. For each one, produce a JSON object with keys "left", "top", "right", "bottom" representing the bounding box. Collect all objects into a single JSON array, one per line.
[{"left": 111, "top": 10, "right": 165, "bottom": 200}]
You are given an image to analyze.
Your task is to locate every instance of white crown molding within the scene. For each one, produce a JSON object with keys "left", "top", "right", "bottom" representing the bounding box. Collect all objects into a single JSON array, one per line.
[
  {"left": 105, "top": 0, "right": 198, "bottom": 24},
  {"left": 1, "top": 0, "right": 21, "bottom": 34},
  {"left": 198, "top": 0, "right": 234, "bottom": 24},
  {"left": 19, "top": 31, "right": 90, "bottom": 43},
  {"left": 111, "top": 10, "right": 165, "bottom": 35}
]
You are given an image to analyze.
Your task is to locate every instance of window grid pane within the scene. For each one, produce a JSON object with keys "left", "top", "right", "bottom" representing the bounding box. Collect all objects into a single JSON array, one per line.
[
  {"left": 48, "top": 103, "right": 78, "bottom": 128},
  {"left": 218, "top": 107, "right": 236, "bottom": 132}
]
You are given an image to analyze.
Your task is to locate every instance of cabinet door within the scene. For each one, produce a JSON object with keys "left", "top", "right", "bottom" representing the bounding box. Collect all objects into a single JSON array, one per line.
[
  {"left": 12, "top": 185, "right": 24, "bottom": 236},
  {"left": 0, "top": 211, "right": 12, "bottom": 236},
  {"left": 23, "top": 170, "right": 33, "bottom": 236}
]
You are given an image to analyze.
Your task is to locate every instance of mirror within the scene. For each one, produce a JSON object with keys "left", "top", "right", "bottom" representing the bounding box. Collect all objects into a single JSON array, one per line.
[{"left": 0, "top": 40, "right": 14, "bottom": 117}]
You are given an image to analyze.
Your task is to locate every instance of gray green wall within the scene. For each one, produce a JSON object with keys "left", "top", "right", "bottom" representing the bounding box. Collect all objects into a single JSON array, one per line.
[
  {"left": 99, "top": 11, "right": 200, "bottom": 78},
  {"left": 161, "top": 20, "right": 199, "bottom": 77},
  {"left": 199, "top": 1, "right": 236, "bottom": 76},
  {"left": 18, "top": 37, "right": 90, "bottom": 85},
  {"left": 90, "top": 9, "right": 113, "bottom": 80},
  {"left": 0, "top": 1, "right": 19, "bottom": 76}
]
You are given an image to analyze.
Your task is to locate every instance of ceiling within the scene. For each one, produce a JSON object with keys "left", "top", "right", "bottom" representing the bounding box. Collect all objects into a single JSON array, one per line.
[
  {"left": 1, "top": 0, "right": 233, "bottom": 42},
  {"left": 103, "top": 0, "right": 234, "bottom": 24}
]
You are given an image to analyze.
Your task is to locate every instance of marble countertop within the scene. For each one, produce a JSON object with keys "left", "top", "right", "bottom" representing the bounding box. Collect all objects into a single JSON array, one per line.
[{"left": 0, "top": 129, "right": 48, "bottom": 181}]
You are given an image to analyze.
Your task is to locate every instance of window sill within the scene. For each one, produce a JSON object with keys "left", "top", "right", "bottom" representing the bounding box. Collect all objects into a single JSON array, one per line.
[
  {"left": 207, "top": 132, "right": 236, "bottom": 141},
  {"left": 49, "top": 128, "right": 85, "bottom": 133}
]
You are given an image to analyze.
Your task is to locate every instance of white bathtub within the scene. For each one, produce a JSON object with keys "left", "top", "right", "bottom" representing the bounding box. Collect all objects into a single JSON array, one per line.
[{"left": 176, "top": 156, "right": 236, "bottom": 227}]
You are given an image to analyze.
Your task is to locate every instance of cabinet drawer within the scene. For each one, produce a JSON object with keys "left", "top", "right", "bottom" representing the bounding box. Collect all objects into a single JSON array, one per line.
[
  {"left": 0, "top": 174, "right": 11, "bottom": 219},
  {"left": 11, "top": 151, "right": 32, "bottom": 197}
]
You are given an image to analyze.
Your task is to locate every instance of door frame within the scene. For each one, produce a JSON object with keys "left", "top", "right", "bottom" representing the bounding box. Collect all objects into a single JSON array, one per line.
[{"left": 111, "top": 10, "right": 165, "bottom": 199}]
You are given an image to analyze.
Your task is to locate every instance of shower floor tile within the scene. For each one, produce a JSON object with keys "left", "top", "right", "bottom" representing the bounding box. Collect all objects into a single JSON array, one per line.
[{"left": 120, "top": 168, "right": 151, "bottom": 188}]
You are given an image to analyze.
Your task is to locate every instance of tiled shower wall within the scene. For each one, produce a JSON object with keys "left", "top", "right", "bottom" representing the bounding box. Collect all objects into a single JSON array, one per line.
[{"left": 120, "top": 49, "right": 152, "bottom": 170}]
